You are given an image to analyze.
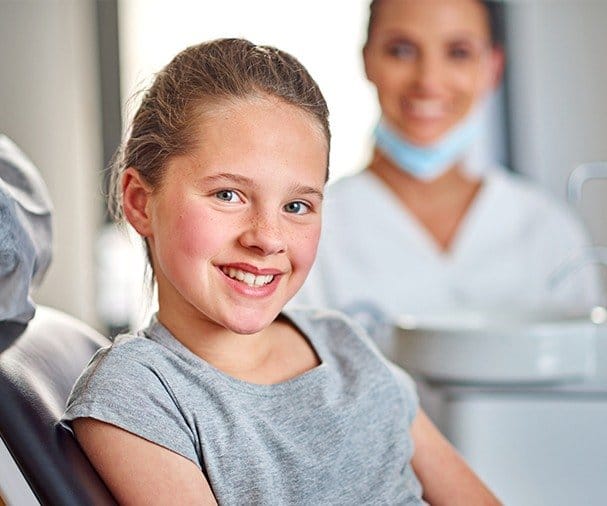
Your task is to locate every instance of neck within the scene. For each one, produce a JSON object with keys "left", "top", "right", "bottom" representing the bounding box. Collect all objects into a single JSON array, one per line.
[
  {"left": 157, "top": 305, "right": 274, "bottom": 369},
  {"left": 373, "top": 111, "right": 483, "bottom": 181},
  {"left": 156, "top": 307, "right": 318, "bottom": 384},
  {"left": 368, "top": 148, "right": 477, "bottom": 193},
  {"left": 368, "top": 148, "right": 483, "bottom": 252}
]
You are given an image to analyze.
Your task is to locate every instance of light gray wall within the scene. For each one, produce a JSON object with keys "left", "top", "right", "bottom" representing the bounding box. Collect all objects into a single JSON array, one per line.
[
  {"left": 506, "top": 0, "right": 607, "bottom": 245},
  {"left": 0, "top": 0, "right": 103, "bottom": 328}
]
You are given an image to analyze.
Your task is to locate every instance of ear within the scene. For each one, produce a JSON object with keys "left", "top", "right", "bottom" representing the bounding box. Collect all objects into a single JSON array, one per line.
[
  {"left": 362, "top": 44, "right": 376, "bottom": 84},
  {"left": 486, "top": 46, "right": 505, "bottom": 91},
  {"left": 122, "top": 168, "right": 153, "bottom": 237}
]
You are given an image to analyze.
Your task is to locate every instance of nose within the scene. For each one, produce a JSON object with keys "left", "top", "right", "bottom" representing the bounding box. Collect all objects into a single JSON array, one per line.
[
  {"left": 238, "top": 210, "right": 287, "bottom": 256},
  {"left": 413, "top": 52, "right": 444, "bottom": 93}
]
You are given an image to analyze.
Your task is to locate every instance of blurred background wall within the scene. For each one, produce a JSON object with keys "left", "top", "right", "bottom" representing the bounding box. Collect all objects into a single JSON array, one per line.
[
  {"left": 505, "top": 0, "right": 607, "bottom": 245},
  {"left": 1, "top": 0, "right": 606, "bottom": 331},
  {"left": 0, "top": 0, "right": 104, "bottom": 328}
]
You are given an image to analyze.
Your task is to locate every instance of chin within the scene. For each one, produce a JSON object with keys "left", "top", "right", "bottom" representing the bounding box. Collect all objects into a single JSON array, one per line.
[
  {"left": 223, "top": 311, "right": 279, "bottom": 336},
  {"left": 407, "top": 128, "right": 449, "bottom": 147},
  {"left": 229, "top": 323, "right": 267, "bottom": 336}
]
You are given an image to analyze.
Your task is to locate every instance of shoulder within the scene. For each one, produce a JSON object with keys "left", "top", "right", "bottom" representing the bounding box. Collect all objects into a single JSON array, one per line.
[
  {"left": 486, "top": 168, "right": 587, "bottom": 234},
  {"left": 320, "top": 170, "right": 391, "bottom": 235},
  {"left": 62, "top": 331, "right": 203, "bottom": 469},
  {"left": 324, "top": 171, "right": 380, "bottom": 207},
  {"left": 326, "top": 170, "right": 370, "bottom": 192},
  {"left": 89, "top": 331, "right": 172, "bottom": 377},
  {"left": 285, "top": 305, "right": 371, "bottom": 346},
  {"left": 286, "top": 306, "right": 380, "bottom": 354},
  {"left": 285, "top": 306, "right": 401, "bottom": 374},
  {"left": 489, "top": 168, "right": 569, "bottom": 214},
  {"left": 64, "top": 330, "right": 185, "bottom": 413}
]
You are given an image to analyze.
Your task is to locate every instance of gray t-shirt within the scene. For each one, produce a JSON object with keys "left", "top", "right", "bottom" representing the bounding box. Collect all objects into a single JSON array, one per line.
[{"left": 62, "top": 308, "right": 424, "bottom": 505}]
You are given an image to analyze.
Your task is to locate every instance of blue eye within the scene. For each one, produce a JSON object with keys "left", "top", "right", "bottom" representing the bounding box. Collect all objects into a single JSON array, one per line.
[
  {"left": 215, "top": 190, "right": 239, "bottom": 203},
  {"left": 447, "top": 41, "right": 484, "bottom": 62},
  {"left": 284, "top": 201, "right": 310, "bottom": 215},
  {"left": 387, "top": 41, "right": 416, "bottom": 60},
  {"left": 449, "top": 47, "right": 473, "bottom": 60}
]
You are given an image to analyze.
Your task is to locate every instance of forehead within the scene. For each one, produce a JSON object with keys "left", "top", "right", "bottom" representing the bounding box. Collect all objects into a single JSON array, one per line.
[
  {"left": 174, "top": 96, "right": 328, "bottom": 181},
  {"left": 197, "top": 94, "right": 328, "bottom": 145},
  {"left": 196, "top": 95, "right": 327, "bottom": 154},
  {"left": 370, "top": 0, "right": 491, "bottom": 42}
]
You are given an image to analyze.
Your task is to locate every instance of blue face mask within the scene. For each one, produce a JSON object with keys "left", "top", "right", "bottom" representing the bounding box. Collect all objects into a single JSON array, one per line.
[{"left": 373, "top": 113, "right": 482, "bottom": 181}]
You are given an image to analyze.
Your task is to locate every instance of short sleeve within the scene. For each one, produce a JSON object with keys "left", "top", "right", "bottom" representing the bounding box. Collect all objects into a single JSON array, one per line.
[{"left": 61, "top": 340, "right": 201, "bottom": 468}]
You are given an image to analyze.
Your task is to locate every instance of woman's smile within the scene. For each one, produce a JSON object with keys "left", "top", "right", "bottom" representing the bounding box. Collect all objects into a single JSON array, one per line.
[{"left": 364, "top": 0, "right": 500, "bottom": 145}]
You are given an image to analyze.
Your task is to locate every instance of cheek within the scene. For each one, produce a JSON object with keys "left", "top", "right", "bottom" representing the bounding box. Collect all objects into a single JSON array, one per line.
[
  {"left": 291, "top": 226, "right": 322, "bottom": 273},
  {"left": 452, "top": 68, "right": 487, "bottom": 99},
  {"left": 368, "top": 60, "right": 400, "bottom": 89},
  {"left": 379, "top": 69, "right": 409, "bottom": 94},
  {"left": 160, "top": 203, "right": 227, "bottom": 261}
]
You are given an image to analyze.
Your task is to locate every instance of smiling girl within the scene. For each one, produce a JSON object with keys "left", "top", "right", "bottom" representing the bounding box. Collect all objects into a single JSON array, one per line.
[{"left": 62, "top": 38, "right": 498, "bottom": 505}]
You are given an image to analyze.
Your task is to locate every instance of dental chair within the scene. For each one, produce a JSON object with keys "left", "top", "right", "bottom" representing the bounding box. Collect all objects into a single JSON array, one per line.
[{"left": 0, "top": 305, "right": 116, "bottom": 505}]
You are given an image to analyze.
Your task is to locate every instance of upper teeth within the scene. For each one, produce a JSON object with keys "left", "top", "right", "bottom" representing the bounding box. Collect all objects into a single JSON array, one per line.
[
  {"left": 406, "top": 100, "right": 445, "bottom": 118},
  {"left": 222, "top": 267, "right": 274, "bottom": 287}
]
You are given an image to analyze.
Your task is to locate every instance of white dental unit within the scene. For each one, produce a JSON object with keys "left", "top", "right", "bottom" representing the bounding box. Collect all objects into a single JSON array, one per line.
[
  {"left": 393, "top": 164, "right": 607, "bottom": 505},
  {"left": 395, "top": 307, "right": 607, "bottom": 505}
]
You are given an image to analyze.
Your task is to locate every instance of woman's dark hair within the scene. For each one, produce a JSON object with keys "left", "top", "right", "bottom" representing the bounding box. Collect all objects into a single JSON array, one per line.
[{"left": 366, "top": 0, "right": 506, "bottom": 48}]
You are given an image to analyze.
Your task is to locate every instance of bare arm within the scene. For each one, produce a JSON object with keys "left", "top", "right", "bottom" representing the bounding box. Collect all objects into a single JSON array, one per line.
[
  {"left": 411, "top": 410, "right": 501, "bottom": 505},
  {"left": 73, "top": 418, "right": 217, "bottom": 506}
]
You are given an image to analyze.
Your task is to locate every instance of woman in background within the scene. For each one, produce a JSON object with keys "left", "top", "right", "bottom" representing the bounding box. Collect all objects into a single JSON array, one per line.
[{"left": 293, "top": 0, "right": 603, "bottom": 354}]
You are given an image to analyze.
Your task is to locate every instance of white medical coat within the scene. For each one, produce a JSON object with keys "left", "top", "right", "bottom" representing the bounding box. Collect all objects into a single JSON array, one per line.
[{"left": 293, "top": 168, "right": 604, "bottom": 350}]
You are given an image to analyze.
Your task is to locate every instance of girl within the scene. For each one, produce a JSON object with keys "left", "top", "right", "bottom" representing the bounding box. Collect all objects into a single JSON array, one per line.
[{"left": 62, "top": 38, "right": 499, "bottom": 505}]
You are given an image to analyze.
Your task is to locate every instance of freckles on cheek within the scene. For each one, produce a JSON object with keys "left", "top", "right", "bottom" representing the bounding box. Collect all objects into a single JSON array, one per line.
[
  {"left": 172, "top": 206, "right": 232, "bottom": 261},
  {"left": 296, "top": 228, "right": 322, "bottom": 269},
  {"left": 172, "top": 210, "right": 211, "bottom": 256}
]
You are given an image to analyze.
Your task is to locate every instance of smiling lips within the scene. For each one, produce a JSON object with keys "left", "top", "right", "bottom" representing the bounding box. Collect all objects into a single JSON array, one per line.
[
  {"left": 221, "top": 266, "right": 275, "bottom": 288},
  {"left": 403, "top": 98, "right": 446, "bottom": 120}
]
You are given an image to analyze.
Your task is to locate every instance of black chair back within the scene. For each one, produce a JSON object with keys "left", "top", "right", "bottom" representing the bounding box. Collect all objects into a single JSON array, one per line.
[{"left": 0, "top": 306, "right": 116, "bottom": 505}]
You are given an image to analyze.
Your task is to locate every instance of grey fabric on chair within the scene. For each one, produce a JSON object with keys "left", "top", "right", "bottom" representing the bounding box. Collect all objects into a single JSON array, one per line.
[
  {"left": 0, "top": 305, "right": 116, "bottom": 505},
  {"left": 0, "top": 135, "right": 53, "bottom": 324}
]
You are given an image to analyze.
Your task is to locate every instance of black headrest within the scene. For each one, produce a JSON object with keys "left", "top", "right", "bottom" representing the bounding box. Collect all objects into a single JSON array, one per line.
[{"left": 0, "top": 306, "right": 116, "bottom": 505}]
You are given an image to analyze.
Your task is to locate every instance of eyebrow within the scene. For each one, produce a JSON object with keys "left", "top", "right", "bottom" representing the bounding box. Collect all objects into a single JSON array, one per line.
[
  {"left": 200, "top": 172, "right": 324, "bottom": 200},
  {"left": 382, "top": 30, "right": 486, "bottom": 43}
]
